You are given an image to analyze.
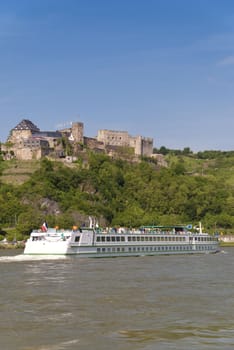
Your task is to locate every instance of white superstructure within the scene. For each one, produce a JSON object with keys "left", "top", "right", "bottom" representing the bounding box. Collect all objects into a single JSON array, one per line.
[{"left": 24, "top": 225, "right": 220, "bottom": 256}]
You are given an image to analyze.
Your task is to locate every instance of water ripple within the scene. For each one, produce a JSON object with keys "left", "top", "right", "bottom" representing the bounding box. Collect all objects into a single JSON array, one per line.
[{"left": 118, "top": 324, "right": 234, "bottom": 344}]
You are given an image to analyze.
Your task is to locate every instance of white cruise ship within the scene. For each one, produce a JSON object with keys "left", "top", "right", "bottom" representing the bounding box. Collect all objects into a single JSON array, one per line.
[{"left": 23, "top": 224, "right": 219, "bottom": 256}]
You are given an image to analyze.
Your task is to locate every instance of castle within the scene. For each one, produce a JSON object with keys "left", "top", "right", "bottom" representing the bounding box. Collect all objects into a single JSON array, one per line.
[{"left": 1, "top": 119, "right": 154, "bottom": 161}]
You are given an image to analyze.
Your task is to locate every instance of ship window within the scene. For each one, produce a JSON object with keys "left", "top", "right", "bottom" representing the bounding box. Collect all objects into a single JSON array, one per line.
[
  {"left": 102, "top": 248, "right": 105, "bottom": 252},
  {"left": 101, "top": 236, "right": 105, "bottom": 242},
  {"left": 75, "top": 236, "right": 80, "bottom": 242},
  {"left": 137, "top": 236, "right": 140, "bottom": 241},
  {"left": 128, "top": 236, "right": 132, "bottom": 241},
  {"left": 96, "top": 236, "right": 100, "bottom": 242},
  {"left": 121, "top": 237, "right": 125, "bottom": 242},
  {"left": 97, "top": 248, "right": 100, "bottom": 252},
  {"left": 132, "top": 236, "right": 136, "bottom": 241},
  {"left": 106, "top": 236, "right": 110, "bottom": 242},
  {"left": 111, "top": 236, "right": 116, "bottom": 242},
  {"left": 116, "top": 236, "right": 120, "bottom": 242}
]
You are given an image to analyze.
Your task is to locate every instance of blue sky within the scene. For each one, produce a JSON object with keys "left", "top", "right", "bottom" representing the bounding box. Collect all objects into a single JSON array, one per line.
[{"left": 1, "top": 0, "right": 234, "bottom": 151}]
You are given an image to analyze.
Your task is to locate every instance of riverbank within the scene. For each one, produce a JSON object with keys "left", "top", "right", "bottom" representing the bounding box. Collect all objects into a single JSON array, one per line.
[
  {"left": 219, "top": 241, "right": 234, "bottom": 247},
  {"left": 0, "top": 242, "right": 25, "bottom": 249}
]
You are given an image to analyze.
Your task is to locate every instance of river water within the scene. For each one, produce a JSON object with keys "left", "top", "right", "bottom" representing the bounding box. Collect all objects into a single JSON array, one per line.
[{"left": 0, "top": 248, "right": 234, "bottom": 350}]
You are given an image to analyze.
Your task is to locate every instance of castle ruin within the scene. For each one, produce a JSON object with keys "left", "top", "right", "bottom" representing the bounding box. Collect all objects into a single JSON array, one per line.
[
  {"left": 2, "top": 119, "right": 154, "bottom": 161},
  {"left": 97, "top": 129, "right": 153, "bottom": 157}
]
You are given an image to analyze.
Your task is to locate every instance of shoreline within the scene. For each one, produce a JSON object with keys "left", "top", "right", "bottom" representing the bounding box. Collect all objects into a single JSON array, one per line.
[
  {"left": 0, "top": 243, "right": 25, "bottom": 249},
  {"left": 219, "top": 242, "right": 234, "bottom": 247}
]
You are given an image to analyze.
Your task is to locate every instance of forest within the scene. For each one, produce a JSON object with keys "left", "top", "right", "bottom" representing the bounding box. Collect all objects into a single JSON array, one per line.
[{"left": 1, "top": 147, "right": 234, "bottom": 241}]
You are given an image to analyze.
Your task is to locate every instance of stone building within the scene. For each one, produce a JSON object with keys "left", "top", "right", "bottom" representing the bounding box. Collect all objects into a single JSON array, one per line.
[
  {"left": 3, "top": 118, "right": 154, "bottom": 160},
  {"left": 97, "top": 129, "right": 153, "bottom": 157},
  {"left": 5, "top": 119, "right": 62, "bottom": 160},
  {"left": 59, "top": 122, "right": 84, "bottom": 143},
  {"left": 8, "top": 119, "right": 40, "bottom": 143}
]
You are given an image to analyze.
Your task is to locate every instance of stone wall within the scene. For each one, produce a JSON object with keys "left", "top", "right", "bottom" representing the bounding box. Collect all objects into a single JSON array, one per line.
[
  {"left": 84, "top": 136, "right": 105, "bottom": 151},
  {"left": 13, "top": 147, "right": 46, "bottom": 160},
  {"left": 8, "top": 129, "right": 33, "bottom": 143},
  {"left": 97, "top": 130, "right": 129, "bottom": 147},
  {"left": 220, "top": 235, "right": 234, "bottom": 242},
  {"left": 97, "top": 129, "right": 153, "bottom": 156}
]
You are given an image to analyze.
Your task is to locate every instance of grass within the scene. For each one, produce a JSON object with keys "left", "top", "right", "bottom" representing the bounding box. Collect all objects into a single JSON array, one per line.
[
  {"left": 1, "top": 159, "right": 40, "bottom": 185},
  {"left": 219, "top": 241, "right": 234, "bottom": 247}
]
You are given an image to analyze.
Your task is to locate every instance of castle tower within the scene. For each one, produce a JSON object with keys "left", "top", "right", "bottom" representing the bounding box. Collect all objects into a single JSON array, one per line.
[
  {"left": 71, "top": 122, "right": 84, "bottom": 143},
  {"left": 129, "top": 135, "right": 153, "bottom": 156},
  {"left": 8, "top": 119, "right": 40, "bottom": 143}
]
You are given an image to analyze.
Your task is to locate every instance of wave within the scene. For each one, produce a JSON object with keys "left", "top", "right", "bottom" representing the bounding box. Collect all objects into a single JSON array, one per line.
[{"left": 0, "top": 254, "right": 67, "bottom": 263}]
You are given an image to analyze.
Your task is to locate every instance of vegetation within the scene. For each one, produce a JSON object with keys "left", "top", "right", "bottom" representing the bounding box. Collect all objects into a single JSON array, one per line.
[{"left": 1, "top": 148, "right": 234, "bottom": 241}]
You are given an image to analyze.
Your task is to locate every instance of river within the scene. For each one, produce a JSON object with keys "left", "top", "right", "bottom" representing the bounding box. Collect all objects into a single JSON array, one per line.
[{"left": 0, "top": 248, "right": 233, "bottom": 350}]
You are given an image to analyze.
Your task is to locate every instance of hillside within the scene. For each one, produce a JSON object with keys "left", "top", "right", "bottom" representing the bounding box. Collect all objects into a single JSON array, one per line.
[
  {"left": 1, "top": 159, "right": 40, "bottom": 185},
  {"left": 1, "top": 149, "right": 234, "bottom": 240}
]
